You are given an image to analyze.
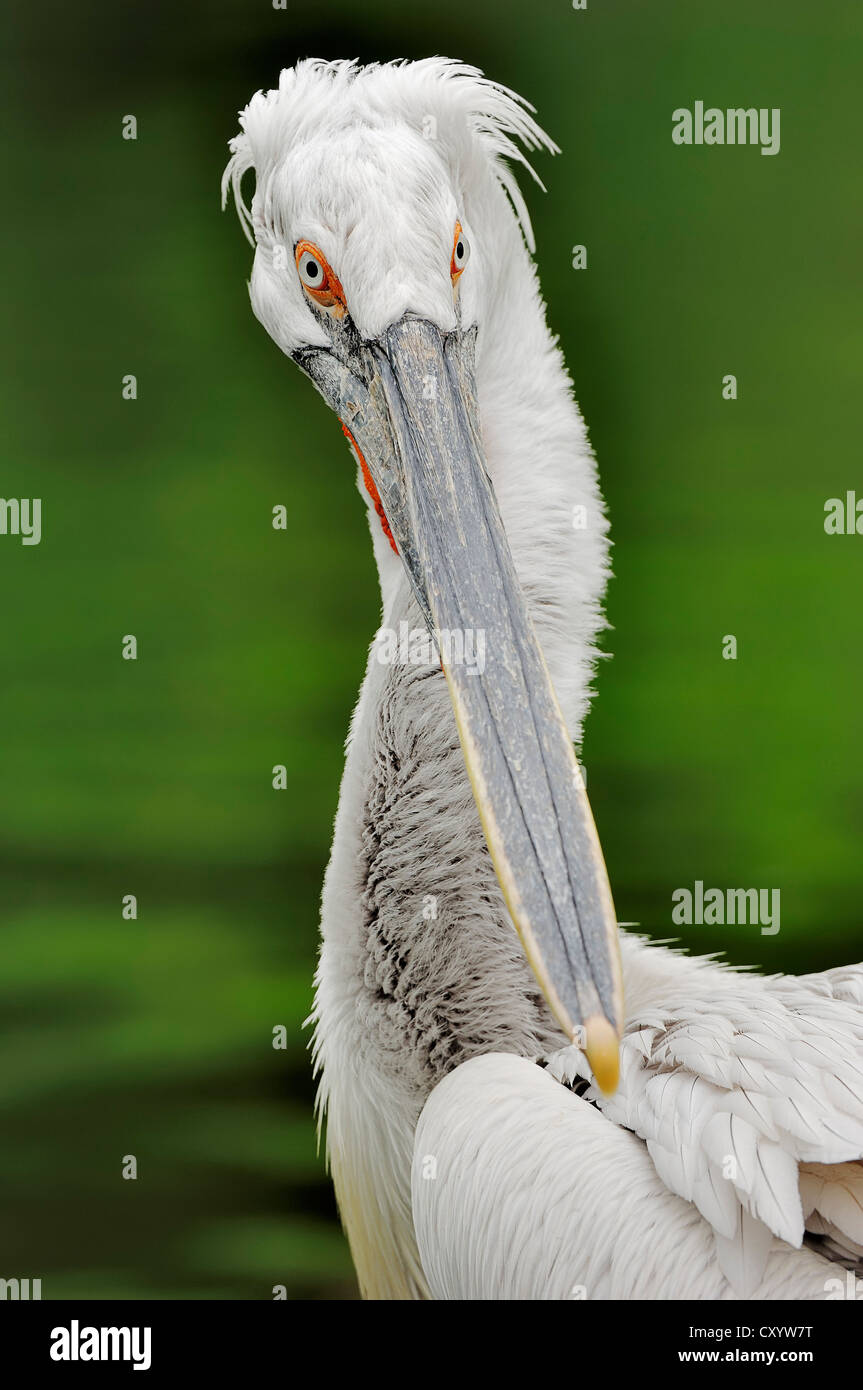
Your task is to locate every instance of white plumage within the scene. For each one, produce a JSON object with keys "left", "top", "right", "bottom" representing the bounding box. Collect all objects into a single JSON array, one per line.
[
  {"left": 224, "top": 57, "right": 863, "bottom": 1301},
  {"left": 415, "top": 939, "right": 863, "bottom": 1298}
]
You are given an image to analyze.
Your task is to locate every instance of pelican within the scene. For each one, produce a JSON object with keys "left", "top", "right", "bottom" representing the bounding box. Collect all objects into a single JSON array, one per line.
[{"left": 223, "top": 57, "right": 863, "bottom": 1300}]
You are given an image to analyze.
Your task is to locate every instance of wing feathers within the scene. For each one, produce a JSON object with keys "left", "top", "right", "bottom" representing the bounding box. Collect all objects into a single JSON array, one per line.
[
  {"left": 713, "top": 1205, "right": 775, "bottom": 1297},
  {"left": 546, "top": 944, "right": 863, "bottom": 1296},
  {"left": 800, "top": 1162, "right": 863, "bottom": 1244}
]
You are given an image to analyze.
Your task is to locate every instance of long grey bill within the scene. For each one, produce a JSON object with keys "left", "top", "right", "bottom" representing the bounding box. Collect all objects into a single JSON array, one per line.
[{"left": 301, "top": 315, "right": 624, "bottom": 1091}]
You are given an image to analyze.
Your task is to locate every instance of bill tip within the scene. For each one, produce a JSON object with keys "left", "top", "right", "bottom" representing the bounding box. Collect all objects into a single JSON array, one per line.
[{"left": 583, "top": 1015, "right": 620, "bottom": 1095}]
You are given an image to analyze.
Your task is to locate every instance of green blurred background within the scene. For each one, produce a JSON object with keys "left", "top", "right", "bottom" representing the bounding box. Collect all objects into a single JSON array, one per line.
[{"left": 0, "top": 0, "right": 860, "bottom": 1298}]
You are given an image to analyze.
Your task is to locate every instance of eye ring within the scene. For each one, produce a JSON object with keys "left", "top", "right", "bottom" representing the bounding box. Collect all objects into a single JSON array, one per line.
[
  {"left": 451, "top": 222, "right": 470, "bottom": 282},
  {"left": 294, "top": 240, "right": 347, "bottom": 317}
]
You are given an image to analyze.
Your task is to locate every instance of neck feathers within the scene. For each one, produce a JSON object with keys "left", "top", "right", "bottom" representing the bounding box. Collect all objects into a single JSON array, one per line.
[{"left": 314, "top": 187, "right": 611, "bottom": 1295}]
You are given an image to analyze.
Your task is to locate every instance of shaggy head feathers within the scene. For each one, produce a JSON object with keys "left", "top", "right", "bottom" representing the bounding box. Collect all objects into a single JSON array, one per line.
[
  {"left": 223, "top": 57, "right": 557, "bottom": 248},
  {"left": 222, "top": 58, "right": 558, "bottom": 350}
]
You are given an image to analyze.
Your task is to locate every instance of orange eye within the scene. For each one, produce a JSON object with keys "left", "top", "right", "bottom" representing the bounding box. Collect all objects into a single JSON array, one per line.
[
  {"left": 451, "top": 221, "right": 470, "bottom": 283},
  {"left": 294, "top": 240, "right": 347, "bottom": 317}
]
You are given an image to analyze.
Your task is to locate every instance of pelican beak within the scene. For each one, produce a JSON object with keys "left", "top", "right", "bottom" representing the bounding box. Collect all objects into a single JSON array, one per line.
[{"left": 298, "top": 316, "right": 623, "bottom": 1092}]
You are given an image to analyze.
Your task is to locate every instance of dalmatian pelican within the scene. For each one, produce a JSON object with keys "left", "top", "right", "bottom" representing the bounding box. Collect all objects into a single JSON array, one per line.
[{"left": 223, "top": 57, "right": 863, "bottom": 1300}]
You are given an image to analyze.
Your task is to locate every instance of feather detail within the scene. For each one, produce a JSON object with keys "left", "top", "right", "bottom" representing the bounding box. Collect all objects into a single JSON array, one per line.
[
  {"left": 543, "top": 937, "right": 863, "bottom": 1296},
  {"left": 713, "top": 1206, "right": 775, "bottom": 1298}
]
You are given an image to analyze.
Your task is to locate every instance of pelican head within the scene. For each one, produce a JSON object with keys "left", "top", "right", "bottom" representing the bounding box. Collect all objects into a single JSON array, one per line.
[{"left": 223, "top": 58, "right": 623, "bottom": 1090}]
